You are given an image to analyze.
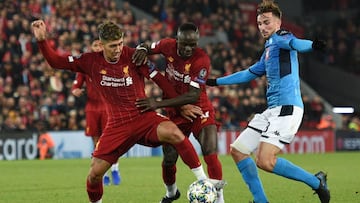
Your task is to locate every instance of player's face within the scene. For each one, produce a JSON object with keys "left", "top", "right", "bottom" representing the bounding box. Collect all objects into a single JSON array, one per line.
[
  {"left": 177, "top": 30, "right": 199, "bottom": 58},
  {"left": 102, "top": 38, "right": 123, "bottom": 62},
  {"left": 91, "top": 40, "right": 103, "bottom": 52},
  {"left": 257, "top": 12, "right": 281, "bottom": 39}
]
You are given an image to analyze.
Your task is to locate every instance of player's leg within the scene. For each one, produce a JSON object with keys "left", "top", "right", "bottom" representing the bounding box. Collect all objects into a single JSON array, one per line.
[
  {"left": 196, "top": 125, "right": 224, "bottom": 203},
  {"left": 258, "top": 106, "right": 330, "bottom": 203},
  {"left": 230, "top": 127, "right": 268, "bottom": 203},
  {"left": 157, "top": 120, "right": 207, "bottom": 181},
  {"left": 160, "top": 144, "right": 180, "bottom": 203},
  {"left": 87, "top": 157, "right": 111, "bottom": 203}
]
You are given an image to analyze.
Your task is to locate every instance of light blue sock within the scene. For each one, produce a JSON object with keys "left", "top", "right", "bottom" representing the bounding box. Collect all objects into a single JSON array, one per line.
[
  {"left": 236, "top": 157, "right": 268, "bottom": 203},
  {"left": 273, "top": 157, "right": 320, "bottom": 189}
]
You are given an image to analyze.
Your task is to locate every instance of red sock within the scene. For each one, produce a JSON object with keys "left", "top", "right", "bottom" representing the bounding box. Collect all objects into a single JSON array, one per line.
[
  {"left": 162, "top": 163, "right": 176, "bottom": 185},
  {"left": 86, "top": 178, "right": 103, "bottom": 202},
  {"left": 173, "top": 138, "right": 201, "bottom": 169},
  {"left": 204, "top": 154, "right": 223, "bottom": 180}
]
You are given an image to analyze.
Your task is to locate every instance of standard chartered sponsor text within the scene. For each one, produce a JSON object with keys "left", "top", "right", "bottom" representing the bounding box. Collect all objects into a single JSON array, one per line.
[{"left": 101, "top": 75, "right": 131, "bottom": 87}]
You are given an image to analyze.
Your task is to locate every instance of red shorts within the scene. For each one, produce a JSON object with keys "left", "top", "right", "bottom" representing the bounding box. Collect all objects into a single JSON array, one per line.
[
  {"left": 171, "top": 109, "right": 216, "bottom": 137},
  {"left": 92, "top": 111, "right": 169, "bottom": 164},
  {"left": 85, "top": 110, "right": 107, "bottom": 137}
]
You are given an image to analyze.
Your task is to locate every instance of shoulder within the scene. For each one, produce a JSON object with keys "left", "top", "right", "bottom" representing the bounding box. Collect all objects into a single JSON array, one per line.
[
  {"left": 276, "top": 29, "right": 292, "bottom": 36},
  {"left": 156, "top": 38, "right": 176, "bottom": 47},
  {"left": 194, "top": 48, "right": 210, "bottom": 61},
  {"left": 122, "top": 46, "right": 135, "bottom": 57}
]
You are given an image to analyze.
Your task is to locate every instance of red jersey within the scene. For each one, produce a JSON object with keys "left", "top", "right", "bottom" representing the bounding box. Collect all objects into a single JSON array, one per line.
[
  {"left": 38, "top": 40, "right": 150, "bottom": 126},
  {"left": 72, "top": 73, "right": 106, "bottom": 112},
  {"left": 150, "top": 38, "right": 215, "bottom": 123}
]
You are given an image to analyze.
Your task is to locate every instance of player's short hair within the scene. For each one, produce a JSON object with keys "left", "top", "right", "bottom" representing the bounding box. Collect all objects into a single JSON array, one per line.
[
  {"left": 177, "top": 22, "right": 199, "bottom": 37},
  {"left": 257, "top": 0, "right": 282, "bottom": 19},
  {"left": 97, "top": 21, "right": 124, "bottom": 42}
]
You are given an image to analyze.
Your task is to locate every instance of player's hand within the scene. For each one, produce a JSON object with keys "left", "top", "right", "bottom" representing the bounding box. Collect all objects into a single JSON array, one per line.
[
  {"left": 31, "top": 20, "right": 47, "bottom": 41},
  {"left": 180, "top": 104, "right": 203, "bottom": 122},
  {"left": 132, "top": 44, "right": 149, "bottom": 66},
  {"left": 135, "top": 97, "right": 158, "bottom": 113},
  {"left": 72, "top": 88, "right": 84, "bottom": 97},
  {"left": 312, "top": 38, "right": 326, "bottom": 51},
  {"left": 206, "top": 78, "right": 218, "bottom": 86}
]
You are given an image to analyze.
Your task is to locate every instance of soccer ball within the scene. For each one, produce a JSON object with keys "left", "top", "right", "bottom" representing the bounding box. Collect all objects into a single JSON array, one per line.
[{"left": 187, "top": 179, "right": 217, "bottom": 203}]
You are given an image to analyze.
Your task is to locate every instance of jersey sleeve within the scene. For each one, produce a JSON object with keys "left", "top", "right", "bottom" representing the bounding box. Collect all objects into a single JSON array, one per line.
[
  {"left": 149, "top": 38, "right": 172, "bottom": 54},
  {"left": 136, "top": 62, "right": 179, "bottom": 98},
  {"left": 72, "top": 72, "right": 85, "bottom": 91},
  {"left": 191, "top": 54, "right": 211, "bottom": 88},
  {"left": 37, "top": 40, "right": 89, "bottom": 73},
  {"left": 217, "top": 55, "right": 264, "bottom": 85}
]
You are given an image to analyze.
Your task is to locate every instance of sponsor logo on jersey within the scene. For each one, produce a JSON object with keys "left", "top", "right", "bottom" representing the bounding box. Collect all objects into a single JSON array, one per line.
[
  {"left": 265, "top": 48, "right": 270, "bottom": 61},
  {"left": 123, "top": 66, "right": 129, "bottom": 77}
]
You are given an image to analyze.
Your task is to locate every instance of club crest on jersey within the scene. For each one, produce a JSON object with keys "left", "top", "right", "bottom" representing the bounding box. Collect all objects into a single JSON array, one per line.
[
  {"left": 100, "top": 69, "right": 107, "bottom": 75},
  {"left": 265, "top": 48, "right": 270, "bottom": 61},
  {"left": 184, "top": 64, "right": 191, "bottom": 74},
  {"left": 123, "top": 66, "right": 129, "bottom": 76},
  {"left": 167, "top": 56, "right": 174, "bottom": 63}
]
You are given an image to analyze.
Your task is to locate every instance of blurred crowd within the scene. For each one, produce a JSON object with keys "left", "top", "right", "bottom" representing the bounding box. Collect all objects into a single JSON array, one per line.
[{"left": 0, "top": 0, "right": 358, "bottom": 132}]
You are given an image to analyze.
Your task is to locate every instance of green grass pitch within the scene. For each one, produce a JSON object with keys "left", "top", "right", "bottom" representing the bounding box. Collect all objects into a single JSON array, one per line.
[{"left": 0, "top": 152, "right": 359, "bottom": 203}]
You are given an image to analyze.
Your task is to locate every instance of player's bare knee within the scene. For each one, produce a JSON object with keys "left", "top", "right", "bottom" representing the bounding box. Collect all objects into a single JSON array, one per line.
[
  {"left": 88, "top": 170, "right": 103, "bottom": 183},
  {"left": 163, "top": 147, "right": 178, "bottom": 165},
  {"left": 255, "top": 155, "right": 276, "bottom": 172},
  {"left": 161, "top": 122, "right": 183, "bottom": 143},
  {"left": 201, "top": 145, "right": 217, "bottom": 156},
  {"left": 230, "top": 146, "right": 249, "bottom": 162}
]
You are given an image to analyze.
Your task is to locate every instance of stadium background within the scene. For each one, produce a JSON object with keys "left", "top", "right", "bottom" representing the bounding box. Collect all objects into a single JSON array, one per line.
[{"left": 0, "top": 0, "right": 360, "bottom": 160}]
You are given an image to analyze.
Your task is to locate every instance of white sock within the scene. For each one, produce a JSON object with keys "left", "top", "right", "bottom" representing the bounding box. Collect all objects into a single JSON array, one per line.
[
  {"left": 216, "top": 189, "right": 224, "bottom": 203},
  {"left": 104, "top": 171, "right": 109, "bottom": 177},
  {"left": 111, "top": 163, "right": 119, "bottom": 172},
  {"left": 191, "top": 165, "right": 207, "bottom": 180},
  {"left": 165, "top": 183, "right": 177, "bottom": 197},
  {"left": 90, "top": 199, "right": 102, "bottom": 203}
]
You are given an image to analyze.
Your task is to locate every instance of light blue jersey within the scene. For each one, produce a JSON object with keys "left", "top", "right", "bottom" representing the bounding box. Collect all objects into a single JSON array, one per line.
[{"left": 217, "top": 29, "right": 314, "bottom": 109}]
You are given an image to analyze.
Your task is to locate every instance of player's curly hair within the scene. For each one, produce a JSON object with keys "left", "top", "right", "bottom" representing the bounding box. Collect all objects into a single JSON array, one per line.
[
  {"left": 257, "top": 0, "right": 282, "bottom": 19},
  {"left": 98, "top": 21, "right": 124, "bottom": 42}
]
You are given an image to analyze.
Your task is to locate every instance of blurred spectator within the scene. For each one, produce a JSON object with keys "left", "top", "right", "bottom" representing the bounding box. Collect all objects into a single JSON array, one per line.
[
  {"left": 316, "top": 114, "right": 336, "bottom": 130},
  {"left": 36, "top": 121, "right": 55, "bottom": 160},
  {"left": 348, "top": 116, "right": 360, "bottom": 131},
  {"left": 0, "top": 0, "right": 333, "bottom": 132}
]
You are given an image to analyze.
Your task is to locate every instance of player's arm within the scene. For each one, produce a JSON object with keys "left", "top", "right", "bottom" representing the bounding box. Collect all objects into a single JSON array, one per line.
[
  {"left": 132, "top": 39, "right": 168, "bottom": 66},
  {"left": 71, "top": 73, "right": 85, "bottom": 97},
  {"left": 289, "top": 38, "right": 326, "bottom": 52},
  {"left": 32, "top": 20, "right": 82, "bottom": 71},
  {"left": 207, "top": 67, "right": 260, "bottom": 86},
  {"left": 275, "top": 32, "right": 326, "bottom": 53},
  {"left": 137, "top": 65, "right": 200, "bottom": 110}
]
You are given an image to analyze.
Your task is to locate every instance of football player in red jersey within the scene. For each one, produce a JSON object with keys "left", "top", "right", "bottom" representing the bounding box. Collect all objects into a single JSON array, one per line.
[
  {"left": 133, "top": 22, "right": 225, "bottom": 203},
  {"left": 32, "top": 20, "right": 208, "bottom": 203},
  {"left": 71, "top": 39, "right": 121, "bottom": 186}
]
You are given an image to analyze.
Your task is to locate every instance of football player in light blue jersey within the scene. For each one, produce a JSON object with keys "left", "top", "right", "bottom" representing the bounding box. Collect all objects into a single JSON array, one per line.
[{"left": 207, "top": 1, "right": 329, "bottom": 203}]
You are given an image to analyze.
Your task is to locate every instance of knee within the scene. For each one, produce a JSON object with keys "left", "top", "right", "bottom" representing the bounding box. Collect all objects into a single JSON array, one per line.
[
  {"left": 201, "top": 145, "right": 217, "bottom": 156},
  {"left": 162, "top": 146, "right": 178, "bottom": 166},
  {"left": 255, "top": 154, "right": 276, "bottom": 172},
  {"left": 230, "top": 146, "right": 248, "bottom": 163},
  {"left": 88, "top": 169, "right": 103, "bottom": 184},
  {"left": 159, "top": 122, "right": 184, "bottom": 143}
]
